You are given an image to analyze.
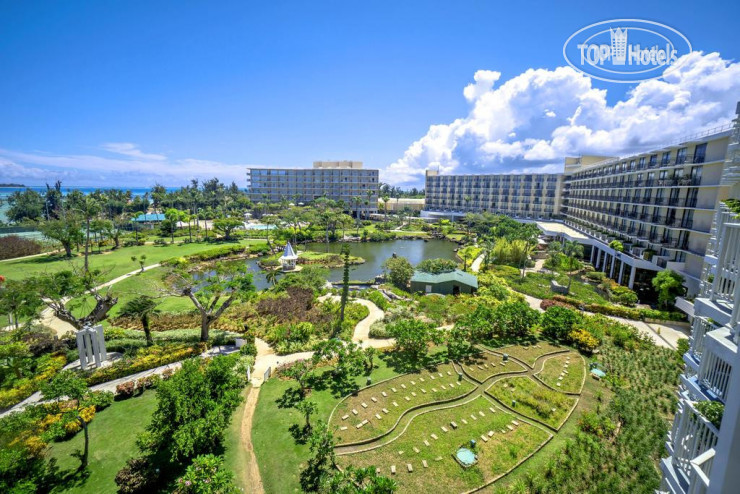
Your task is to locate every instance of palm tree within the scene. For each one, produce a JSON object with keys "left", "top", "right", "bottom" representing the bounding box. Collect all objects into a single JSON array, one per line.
[
  {"left": 381, "top": 194, "right": 390, "bottom": 226},
  {"left": 265, "top": 269, "right": 280, "bottom": 287},
  {"left": 352, "top": 196, "right": 362, "bottom": 235},
  {"left": 119, "top": 295, "right": 160, "bottom": 346},
  {"left": 562, "top": 240, "right": 584, "bottom": 294},
  {"left": 545, "top": 242, "right": 562, "bottom": 278}
]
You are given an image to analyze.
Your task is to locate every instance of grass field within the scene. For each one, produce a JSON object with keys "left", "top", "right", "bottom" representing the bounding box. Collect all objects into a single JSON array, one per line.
[
  {"left": 47, "top": 391, "right": 157, "bottom": 494},
  {"left": 534, "top": 352, "right": 585, "bottom": 394},
  {"left": 459, "top": 351, "right": 527, "bottom": 383},
  {"left": 0, "top": 238, "right": 266, "bottom": 282},
  {"left": 488, "top": 265, "right": 609, "bottom": 305},
  {"left": 330, "top": 363, "right": 475, "bottom": 445},
  {"left": 486, "top": 376, "right": 578, "bottom": 430},
  {"left": 252, "top": 351, "right": 412, "bottom": 494},
  {"left": 337, "top": 395, "right": 552, "bottom": 493},
  {"left": 484, "top": 341, "right": 565, "bottom": 368},
  {"left": 223, "top": 387, "right": 251, "bottom": 492}
]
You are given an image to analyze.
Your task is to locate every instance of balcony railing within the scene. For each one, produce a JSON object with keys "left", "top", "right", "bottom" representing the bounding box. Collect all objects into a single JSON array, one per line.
[{"left": 688, "top": 448, "right": 715, "bottom": 494}]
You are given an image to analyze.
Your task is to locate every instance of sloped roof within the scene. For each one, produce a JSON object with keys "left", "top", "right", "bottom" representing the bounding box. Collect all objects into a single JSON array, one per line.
[
  {"left": 281, "top": 242, "right": 298, "bottom": 260},
  {"left": 410, "top": 269, "right": 478, "bottom": 288}
]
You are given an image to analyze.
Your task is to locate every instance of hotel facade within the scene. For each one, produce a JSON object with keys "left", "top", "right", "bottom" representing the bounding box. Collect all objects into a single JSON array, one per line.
[
  {"left": 421, "top": 106, "right": 740, "bottom": 298},
  {"left": 247, "top": 161, "right": 379, "bottom": 216}
]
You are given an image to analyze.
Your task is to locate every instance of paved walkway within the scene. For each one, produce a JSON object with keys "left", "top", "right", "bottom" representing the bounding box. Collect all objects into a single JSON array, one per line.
[
  {"left": 470, "top": 253, "right": 485, "bottom": 273},
  {"left": 317, "top": 295, "right": 395, "bottom": 349},
  {"left": 518, "top": 293, "right": 688, "bottom": 350}
]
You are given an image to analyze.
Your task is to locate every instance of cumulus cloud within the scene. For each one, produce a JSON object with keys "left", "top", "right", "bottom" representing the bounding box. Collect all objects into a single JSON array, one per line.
[
  {"left": 100, "top": 142, "right": 167, "bottom": 161},
  {"left": 382, "top": 52, "right": 740, "bottom": 186}
]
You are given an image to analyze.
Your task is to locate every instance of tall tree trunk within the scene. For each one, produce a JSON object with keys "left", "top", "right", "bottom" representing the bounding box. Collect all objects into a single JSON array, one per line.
[
  {"left": 78, "top": 417, "right": 89, "bottom": 469},
  {"left": 84, "top": 216, "right": 91, "bottom": 273},
  {"left": 200, "top": 313, "right": 210, "bottom": 342},
  {"left": 143, "top": 314, "right": 153, "bottom": 346}
]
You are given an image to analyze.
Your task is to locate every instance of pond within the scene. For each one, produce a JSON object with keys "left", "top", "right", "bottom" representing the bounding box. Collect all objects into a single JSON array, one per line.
[{"left": 245, "top": 239, "right": 458, "bottom": 290}]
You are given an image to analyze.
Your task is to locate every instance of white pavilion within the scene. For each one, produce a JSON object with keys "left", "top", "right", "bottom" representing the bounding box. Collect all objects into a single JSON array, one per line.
[{"left": 280, "top": 242, "right": 299, "bottom": 271}]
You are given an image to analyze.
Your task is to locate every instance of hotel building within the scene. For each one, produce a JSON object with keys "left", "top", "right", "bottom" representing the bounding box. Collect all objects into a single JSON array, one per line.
[
  {"left": 422, "top": 170, "right": 564, "bottom": 220},
  {"left": 421, "top": 106, "right": 740, "bottom": 298},
  {"left": 247, "top": 161, "right": 379, "bottom": 216}
]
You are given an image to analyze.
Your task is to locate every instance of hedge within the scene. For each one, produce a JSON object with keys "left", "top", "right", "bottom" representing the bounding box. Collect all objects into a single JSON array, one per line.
[
  {"left": 84, "top": 344, "right": 204, "bottom": 386},
  {"left": 546, "top": 295, "right": 685, "bottom": 322},
  {"left": 161, "top": 244, "right": 247, "bottom": 266}
]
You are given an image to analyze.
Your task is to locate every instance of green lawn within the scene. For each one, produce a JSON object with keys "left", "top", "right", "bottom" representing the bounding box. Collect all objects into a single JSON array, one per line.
[
  {"left": 47, "top": 391, "right": 158, "bottom": 494},
  {"left": 68, "top": 266, "right": 192, "bottom": 319},
  {"left": 337, "top": 395, "right": 552, "bottom": 494},
  {"left": 486, "top": 376, "right": 578, "bottom": 430},
  {"left": 223, "top": 387, "right": 252, "bottom": 492},
  {"left": 252, "top": 352, "right": 407, "bottom": 494},
  {"left": 487, "top": 265, "right": 609, "bottom": 305},
  {"left": 534, "top": 352, "right": 586, "bottom": 394},
  {"left": 485, "top": 341, "right": 566, "bottom": 368},
  {"left": 459, "top": 351, "right": 527, "bottom": 383},
  {"left": 330, "top": 363, "right": 475, "bottom": 445},
  {"left": 0, "top": 239, "right": 266, "bottom": 283}
]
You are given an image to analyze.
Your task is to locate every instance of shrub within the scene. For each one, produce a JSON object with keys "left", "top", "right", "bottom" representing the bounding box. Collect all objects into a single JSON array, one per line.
[
  {"left": 569, "top": 328, "right": 600, "bottom": 353},
  {"left": 579, "top": 411, "right": 616, "bottom": 437},
  {"left": 86, "top": 345, "right": 201, "bottom": 386},
  {"left": 162, "top": 244, "right": 247, "bottom": 266},
  {"left": 84, "top": 391, "right": 114, "bottom": 410},
  {"left": 365, "top": 290, "right": 389, "bottom": 310},
  {"left": 584, "top": 271, "right": 606, "bottom": 282},
  {"left": 116, "top": 381, "right": 137, "bottom": 399},
  {"left": 541, "top": 306, "right": 582, "bottom": 341},
  {"left": 696, "top": 400, "right": 724, "bottom": 429},
  {"left": 368, "top": 321, "right": 389, "bottom": 338},
  {"left": 239, "top": 341, "right": 257, "bottom": 357},
  {"left": 115, "top": 456, "right": 158, "bottom": 494},
  {"left": 175, "top": 454, "right": 237, "bottom": 494},
  {"left": 416, "top": 258, "right": 457, "bottom": 274},
  {"left": 0, "top": 235, "right": 42, "bottom": 260}
]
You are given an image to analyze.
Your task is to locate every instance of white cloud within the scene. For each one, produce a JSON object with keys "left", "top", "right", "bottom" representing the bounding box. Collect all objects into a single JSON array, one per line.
[
  {"left": 382, "top": 52, "right": 740, "bottom": 186},
  {"left": 100, "top": 142, "right": 167, "bottom": 161},
  {"left": 0, "top": 147, "right": 251, "bottom": 187}
]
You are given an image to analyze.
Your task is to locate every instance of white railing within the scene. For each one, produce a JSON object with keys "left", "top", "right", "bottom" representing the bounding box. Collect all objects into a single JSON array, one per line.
[
  {"left": 671, "top": 401, "right": 719, "bottom": 478},
  {"left": 689, "top": 317, "right": 712, "bottom": 361},
  {"left": 698, "top": 349, "right": 733, "bottom": 402},
  {"left": 688, "top": 448, "right": 715, "bottom": 494}
]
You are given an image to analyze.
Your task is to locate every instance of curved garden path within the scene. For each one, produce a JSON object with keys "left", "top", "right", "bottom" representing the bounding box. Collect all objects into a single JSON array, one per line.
[{"left": 333, "top": 347, "right": 577, "bottom": 456}]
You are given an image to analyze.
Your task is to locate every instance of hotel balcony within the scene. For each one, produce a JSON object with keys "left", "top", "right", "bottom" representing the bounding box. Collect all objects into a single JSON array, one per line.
[{"left": 662, "top": 400, "right": 720, "bottom": 494}]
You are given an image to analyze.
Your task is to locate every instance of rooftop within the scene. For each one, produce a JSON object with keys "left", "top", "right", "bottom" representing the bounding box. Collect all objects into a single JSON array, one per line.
[{"left": 410, "top": 269, "right": 478, "bottom": 287}]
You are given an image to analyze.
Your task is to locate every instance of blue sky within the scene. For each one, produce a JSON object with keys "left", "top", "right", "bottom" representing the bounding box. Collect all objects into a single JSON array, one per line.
[{"left": 1, "top": 1, "right": 739, "bottom": 187}]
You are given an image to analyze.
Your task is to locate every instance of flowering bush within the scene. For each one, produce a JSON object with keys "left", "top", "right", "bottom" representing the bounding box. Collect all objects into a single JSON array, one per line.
[
  {"left": 0, "top": 354, "right": 66, "bottom": 409},
  {"left": 116, "top": 381, "right": 137, "bottom": 399},
  {"left": 85, "top": 344, "right": 202, "bottom": 386},
  {"left": 115, "top": 456, "right": 157, "bottom": 494},
  {"left": 175, "top": 454, "right": 238, "bottom": 494}
]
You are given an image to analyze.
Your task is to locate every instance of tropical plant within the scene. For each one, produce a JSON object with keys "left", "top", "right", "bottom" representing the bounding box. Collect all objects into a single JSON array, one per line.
[
  {"left": 118, "top": 295, "right": 160, "bottom": 346},
  {"left": 652, "top": 270, "right": 686, "bottom": 309},
  {"left": 41, "top": 371, "right": 92, "bottom": 468},
  {"left": 382, "top": 256, "right": 413, "bottom": 289}
]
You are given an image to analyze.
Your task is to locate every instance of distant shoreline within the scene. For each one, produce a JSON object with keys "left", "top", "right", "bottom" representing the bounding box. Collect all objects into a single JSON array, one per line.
[{"left": 0, "top": 184, "right": 25, "bottom": 187}]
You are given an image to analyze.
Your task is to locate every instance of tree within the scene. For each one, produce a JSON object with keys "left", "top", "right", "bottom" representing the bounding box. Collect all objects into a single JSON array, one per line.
[
  {"left": 213, "top": 217, "right": 243, "bottom": 241},
  {"left": 119, "top": 295, "right": 160, "bottom": 346},
  {"left": 265, "top": 268, "right": 280, "bottom": 287},
  {"left": 0, "top": 278, "right": 42, "bottom": 328},
  {"left": 142, "top": 357, "right": 244, "bottom": 462},
  {"left": 175, "top": 454, "right": 238, "bottom": 494},
  {"left": 491, "top": 301, "right": 540, "bottom": 338},
  {"left": 562, "top": 240, "right": 584, "bottom": 294},
  {"left": 295, "top": 399, "right": 318, "bottom": 431},
  {"left": 387, "top": 319, "right": 442, "bottom": 362},
  {"left": 323, "top": 465, "right": 398, "bottom": 493},
  {"left": 416, "top": 258, "right": 457, "bottom": 274},
  {"left": 544, "top": 242, "right": 562, "bottom": 278},
  {"left": 40, "top": 217, "right": 84, "bottom": 257},
  {"left": 168, "top": 261, "right": 255, "bottom": 342},
  {"left": 541, "top": 306, "right": 582, "bottom": 341},
  {"left": 382, "top": 256, "right": 413, "bottom": 289},
  {"left": 652, "top": 270, "right": 686, "bottom": 309},
  {"left": 79, "top": 196, "right": 102, "bottom": 274},
  {"left": 515, "top": 223, "right": 540, "bottom": 278},
  {"left": 300, "top": 422, "right": 336, "bottom": 493},
  {"left": 33, "top": 269, "right": 118, "bottom": 329},
  {"left": 6, "top": 188, "right": 44, "bottom": 223},
  {"left": 448, "top": 305, "right": 493, "bottom": 358},
  {"left": 337, "top": 243, "right": 351, "bottom": 336},
  {"left": 41, "top": 371, "right": 91, "bottom": 468},
  {"left": 131, "top": 254, "right": 147, "bottom": 273},
  {"left": 284, "top": 360, "right": 315, "bottom": 397}
]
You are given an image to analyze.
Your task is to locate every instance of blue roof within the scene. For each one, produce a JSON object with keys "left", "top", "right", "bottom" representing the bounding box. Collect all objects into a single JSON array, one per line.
[
  {"left": 410, "top": 269, "right": 478, "bottom": 288},
  {"left": 133, "top": 213, "right": 166, "bottom": 222}
]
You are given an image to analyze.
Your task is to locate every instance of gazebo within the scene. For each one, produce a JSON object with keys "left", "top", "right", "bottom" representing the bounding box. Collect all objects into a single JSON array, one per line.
[{"left": 280, "top": 242, "right": 299, "bottom": 271}]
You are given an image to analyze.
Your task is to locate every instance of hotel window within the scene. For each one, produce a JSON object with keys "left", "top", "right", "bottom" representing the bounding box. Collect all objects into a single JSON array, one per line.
[
  {"left": 693, "top": 143, "right": 707, "bottom": 163},
  {"left": 661, "top": 152, "right": 671, "bottom": 165},
  {"left": 676, "top": 147, "right": 687, "bottom": 165}
]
